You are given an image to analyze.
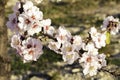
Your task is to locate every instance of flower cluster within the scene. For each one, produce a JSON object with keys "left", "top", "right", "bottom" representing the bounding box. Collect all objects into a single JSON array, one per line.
[
  {"left": 80, "top": 42, "right": 106, "bottom": 76},
  {"left": 48, "top": 27, "right": 82, "bottom": 64},
  {"left": 7, "top": 0, "right": 120, "bottom": 76},
  {"left": 7, "top": 1, "right": 54, "bottom": 63}
]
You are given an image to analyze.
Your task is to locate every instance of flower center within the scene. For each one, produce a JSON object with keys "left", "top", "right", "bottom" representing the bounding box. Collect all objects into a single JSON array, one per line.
[
  {"left": 31, "top": 15, "right": 35, "bottom": 20},
  {"left": 87, "top": 57, "right": 92, "bottom": 62},
  {"left": 29, "top": 50, "right": 34, "bottom": 54},
  {"left": 27, "top": 44, "right": 32, "bottom": 48},
  {"left": 25, "top": 19, "right": 31, "bottom": 24}
]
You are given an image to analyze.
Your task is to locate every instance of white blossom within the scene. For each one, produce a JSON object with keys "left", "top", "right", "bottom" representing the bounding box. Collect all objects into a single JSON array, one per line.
[
  {"left": 97, "top": 53, "right": 106, "bottom": 68},
  {"left": 25, "top": 6, "right": 43, "bottom": 20},
  {"left": 72, "top": 35, "right": 82, "bottom": 52},
  {"left": 101, "top": 16, "right": 120, "bottom": 35},
  {"left": 61, "top": 42, "right": 79, "bottom": 64},
  {"left": 18, "top": 13, "right": 33, "bottom": 31},
  {"left": 79, "top": 49, "right": 106, "bottom": 76},
  {"left": 55, "top": 27, "right": 72, "bottom": 44},
  {"left": 83, "top": 62, "right": 98, "bottom": 76},
  {"left": 89, "top": 27, "right": 98, "bottom": 40},
  {"left": 21, "top": 37, "right": 43, "bottom": 63},
  {"left": 79, "top": 51, "right": 98, "bottom": 64},
  {"left": 11, "top": 34, "right": 21, "bottom": 49},
  {"left": 94, "top": 33, "right": 106, "bottom": 48},
  {"left": 89, "top": 27, "right": 106, "bottom": 48},
  {"left": 40, "top": 19, "right": 55, "bottom": 36},
  {"left": 82, "top": 42, "right": 98, "bottom": 54},
  {"left": 23, "top": 1, "right": 34, "bottom": 12},
  {"left": 27, "top": 21, "right": 42, "bottom": 35},
  {"left": 79, "top": 52, "right": 100, "bottom": 76}
]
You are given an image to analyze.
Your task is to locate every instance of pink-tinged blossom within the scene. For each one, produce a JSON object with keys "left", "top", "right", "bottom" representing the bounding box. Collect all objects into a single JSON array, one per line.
[
  {"left": 79, "top": 49, "right": 106, "bottom": 76},
  {"left": 79, "top": 52, "right": 100, "bottom": 76},
  {"left": 40, "top": 19, "right": 55, "bottom": 36},
  {"left": 6, "top": 13, "right": 19, "bottom": 33},
  {"left": 89, "top": 27, "right": 106, "bottom": 48},
  {"left": 26, "top": 6, "right": 43, "bottom": 20},
  {"left": 12, "top": 1, "right": 21, "bottom": 13},
  {"left": 101, "top": 16, "right": 120, "bottom": 35},
  {"left": 18, "top": 13, "right": 33, "bottom": 31},
  {"left": 27, "top": 21, "right": 42, "bottom": 35},
  {"left": 21, "top": 37, "right": 43, "bottom": 63},
  {"left": 44, "top": 26, "right": 55, "bottom": 36},
  {"left": 55, "top": 27, "right": 72, "bottom": 44},
  {"left": 79, "top": 51, "right": 98, "bottom": 64}
]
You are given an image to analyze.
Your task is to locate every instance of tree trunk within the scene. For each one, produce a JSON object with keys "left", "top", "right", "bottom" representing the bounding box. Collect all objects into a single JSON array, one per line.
[{"left": 0, "top": 0, "right": 11, "bottom": 80}]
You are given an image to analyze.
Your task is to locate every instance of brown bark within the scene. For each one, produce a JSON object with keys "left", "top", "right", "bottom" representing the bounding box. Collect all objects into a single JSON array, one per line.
[{"left": 0, "top": 0, "right": 11, "bottom": 80}]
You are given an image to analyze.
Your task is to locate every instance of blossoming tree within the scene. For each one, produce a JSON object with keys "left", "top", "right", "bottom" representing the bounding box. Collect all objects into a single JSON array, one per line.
[{"left": 6, "top": 0, "right": 120, "bottom": 77}]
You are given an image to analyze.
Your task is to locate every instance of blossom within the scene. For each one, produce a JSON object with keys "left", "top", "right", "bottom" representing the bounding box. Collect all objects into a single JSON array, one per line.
[
  {"left": 6, "top": 13, "right": 19, "bottom": 33},
  {"left": 89, "top": 27, "right": 98, "bottom": 40},
  {"left": 62, "top": 51, "right": 79, "bottom": 64},
  {"left": 79, "top": 51, "right": 98, "bottom": 64},
  {"left": 27, "top": 21, "right": 42, "bottom": 35},
  {"left": 55, "top": 27, "right": 72, "bottom": 44},
  {"left": 61, "top": 42, "right": 79, "bottom": 64},
  {"left": 82, "top": 42, "right": 98, "bottom": 53},
  {"left": 23, "top": 1, "right": 34, "bottom": 12},
  {"left": 101, "top": 16, "right": 120, "bottom": 35},
  {"left": 40, "top": 19, "right": 55, "bottom": 36},
  {"left": 97, "top": 53, "right": 106, "bottom": 68},
  {"left": 25, "top": 6, "right": 43, "bottom": 21},
  {"left": 11, "top": 34, "right": 21, "bottom": 49},
  {"left": 83, "top": 62, "right": 98, "bottom": 76},
  {"left": 61, "top": 42, "right": 73, "bottom": 53},
  {"left": 21, "top": 37, "right": 43, "bottom": 63},
  {"left": 44, "top": 26, "right": 55, "bottom": 36},
  {"left": 79, "top": 51, "right": 100, "bottom": 76},
  {"left": 72, "top": 35, "right": 82, "bottom": 52},
  {"left": 89, "top": 27, "right": 106, "bottom": 48},
  {"left": 94, "top": 33, "right": 106, "bottom": 48},
  {"left": 79, "top": 49, "right": 106, "bottom": 76},
  {"left": 18, "top": 13, "right": 33, "bottom": 31}
]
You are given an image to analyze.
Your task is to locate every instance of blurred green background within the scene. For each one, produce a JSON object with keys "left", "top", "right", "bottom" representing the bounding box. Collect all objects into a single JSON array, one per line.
[{"left": 5, "top": 0, "right": 120, "bottom": 80}]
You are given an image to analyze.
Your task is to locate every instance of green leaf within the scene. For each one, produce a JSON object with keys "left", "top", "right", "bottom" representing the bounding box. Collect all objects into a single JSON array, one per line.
[{"left": 106, "top": 31, "right": 111, "bottom": 44}]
